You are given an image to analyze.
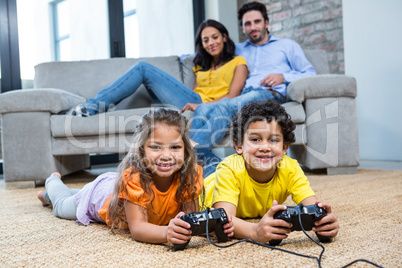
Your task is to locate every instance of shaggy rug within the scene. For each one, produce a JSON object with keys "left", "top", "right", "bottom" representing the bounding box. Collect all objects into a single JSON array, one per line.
[{"left": 0, "top": 168, "right": 401, "bottom": 267}]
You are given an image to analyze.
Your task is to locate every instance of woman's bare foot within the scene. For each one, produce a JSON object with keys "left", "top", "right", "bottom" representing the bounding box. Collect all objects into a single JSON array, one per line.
[
  {"left": 190, "top": 139, "right": 199, "bottom": 148},
  {"left": 37, "top": 191, "right": 49, "bottom": 207}
]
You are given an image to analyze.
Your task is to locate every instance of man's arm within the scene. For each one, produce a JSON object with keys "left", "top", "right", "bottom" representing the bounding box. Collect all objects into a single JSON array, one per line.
[
  {"left": 282, "top": 41, "right": 316, "bottom": 84},
  {"left": 206, "top": 64, "right": 248, "bottom": 103}
]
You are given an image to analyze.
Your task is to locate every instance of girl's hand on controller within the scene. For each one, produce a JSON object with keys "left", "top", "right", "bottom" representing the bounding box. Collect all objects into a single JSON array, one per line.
[
  {"left": 312, "top": 201, "right": 339, "bottom": 238},
  {"left": 223, "top": 214, "right": 234, "bottom": 237},
  {"left": 166, "top": 212, "right": 192, "bottom": 244}
]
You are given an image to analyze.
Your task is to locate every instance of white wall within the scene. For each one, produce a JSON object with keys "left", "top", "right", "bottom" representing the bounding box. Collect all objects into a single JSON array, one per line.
[{"left": 343, "top": 0, "right": 402, "bottom": 161}]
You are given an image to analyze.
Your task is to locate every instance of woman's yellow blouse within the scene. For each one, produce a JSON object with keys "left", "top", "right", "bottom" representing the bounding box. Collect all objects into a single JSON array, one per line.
[{"left": 193, "top": 56, "right": 247, "bottom": 102}]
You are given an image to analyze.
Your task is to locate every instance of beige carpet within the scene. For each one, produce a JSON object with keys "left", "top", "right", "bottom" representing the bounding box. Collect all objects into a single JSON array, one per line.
[{"left": 1, "top": 169, "right": 401, "bottom": 267}]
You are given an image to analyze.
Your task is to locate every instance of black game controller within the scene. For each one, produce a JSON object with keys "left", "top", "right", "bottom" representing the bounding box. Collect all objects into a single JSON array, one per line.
[
  {"left": 173, "top": 208, "right": 229, "bottom": 250},
  {"left": 269, "top": 204, "right": 332, "bottom": 246}
]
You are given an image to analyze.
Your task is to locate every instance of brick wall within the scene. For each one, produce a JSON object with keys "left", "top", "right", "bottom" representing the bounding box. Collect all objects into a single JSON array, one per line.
[{"left": 237, "top": 0, "right": 344, "bottom": 74}]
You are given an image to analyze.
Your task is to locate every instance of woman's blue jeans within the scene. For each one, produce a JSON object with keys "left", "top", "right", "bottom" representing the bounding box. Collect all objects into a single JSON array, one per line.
[
  {"left": 190, "top": 87, "right": 285, "bottom": 149},
  {"left": 85, "top": 61, "right": 202, "bottom": 115}
]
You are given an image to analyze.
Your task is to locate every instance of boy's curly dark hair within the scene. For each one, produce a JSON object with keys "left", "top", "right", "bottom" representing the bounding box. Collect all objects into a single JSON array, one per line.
[{"left": 232, "top": 100, "right": 295, "bottom": 147}]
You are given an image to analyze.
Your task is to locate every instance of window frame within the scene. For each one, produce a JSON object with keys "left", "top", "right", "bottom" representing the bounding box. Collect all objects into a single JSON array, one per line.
[{"left": 51, "top": 0, "right": 70, "bottom": 61}]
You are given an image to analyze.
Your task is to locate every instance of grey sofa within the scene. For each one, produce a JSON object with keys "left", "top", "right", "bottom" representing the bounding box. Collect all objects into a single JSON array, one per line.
[{"left": 0, "top": 50, "right": 359, "bottom": 183}]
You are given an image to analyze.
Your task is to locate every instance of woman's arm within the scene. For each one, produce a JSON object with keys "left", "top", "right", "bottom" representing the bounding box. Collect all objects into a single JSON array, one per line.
[
  {"left": 125, "top": 201, "right": 191, "bottom": 244},
  {"left": 192, "top": 79, "right": 198, "bottom": 91},
  {"left": 181, "top": 64, "right": 248, "bottom": 112},
  {"left": 207, "top": 64, "right": 248, "bottom": 103}
]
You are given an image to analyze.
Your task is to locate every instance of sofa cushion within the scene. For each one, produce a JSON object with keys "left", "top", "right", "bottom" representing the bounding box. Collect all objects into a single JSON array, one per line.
[
  {"left": 51, "top": 101, "right": 305, "bottom": 138},
  {"left": 287, "top": 75, "right": 357, "bottom": 103},
  {"left": 304, "top": 49, "right": 329, "bottom": 74},
  {"left": 181, "top": 56, "right": 196, "bottom": 89},
  {"left": 281, "top": 101, "right": 305, "bottom": 123},
  {"left": 0, "top": 88, "right": 86, "bottom": 114},
  {"left": 51, "top": 108, "right": 154, "bottom": 137}
]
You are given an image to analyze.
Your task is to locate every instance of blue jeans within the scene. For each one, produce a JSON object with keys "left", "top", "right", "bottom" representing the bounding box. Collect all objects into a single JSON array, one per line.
[
  {"left": 190, "top": 87, "right": 285, "bottom": 149},
  {"left": 85, "top": 61, "right": 202, "bottom": 115}
]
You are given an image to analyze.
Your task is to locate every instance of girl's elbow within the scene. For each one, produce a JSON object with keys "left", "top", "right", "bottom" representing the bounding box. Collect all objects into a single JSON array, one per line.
[{"left": 128, "top": 224, "right": 142, "bottom": 240}]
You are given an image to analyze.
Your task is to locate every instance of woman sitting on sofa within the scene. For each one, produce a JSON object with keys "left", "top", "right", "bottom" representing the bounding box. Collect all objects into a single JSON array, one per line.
[{"left": 68, "top": 19, "right": 248, "bottom": 117}]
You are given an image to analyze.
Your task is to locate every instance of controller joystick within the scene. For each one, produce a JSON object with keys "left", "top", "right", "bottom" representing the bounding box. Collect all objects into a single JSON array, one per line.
[
  {"left": 173, "top": 208, "right": 229, "bottom": 250},
  {"left": 269, "top": 204, "right": 332, "bottom": 246}
]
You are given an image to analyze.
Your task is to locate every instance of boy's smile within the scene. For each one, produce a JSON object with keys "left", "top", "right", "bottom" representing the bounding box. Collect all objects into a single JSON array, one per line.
[{"left": 235, "top": 119, "right": 288, "bottom": 183}]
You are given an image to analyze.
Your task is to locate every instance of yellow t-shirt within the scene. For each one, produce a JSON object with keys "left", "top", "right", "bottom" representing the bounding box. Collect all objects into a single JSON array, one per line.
[
  {"left": 99, "top": 165, "right": 203, "bottom": 228},
  {"left": 202, "top": 154, "right": 315, "bottom": 218},
  {"left": 193, "top": 56, "right": 247, "bottom": 102}
]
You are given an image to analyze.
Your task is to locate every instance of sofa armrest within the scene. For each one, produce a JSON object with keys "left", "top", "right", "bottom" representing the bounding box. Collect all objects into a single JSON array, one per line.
[
  {"left": 287, "top": 74, "right": 357, "bottom": 103},
  {"left": 0, "top": 88, "right": 86, "bottom": 114}
]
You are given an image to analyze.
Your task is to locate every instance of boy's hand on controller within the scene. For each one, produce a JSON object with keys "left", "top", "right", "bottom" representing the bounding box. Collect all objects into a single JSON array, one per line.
[
  {"left": 255, "top": 200, "right": 292, "bottom": 243},
  {"left": 167, "top": 212, "right": 192, "bottom": 245},
  {"left": 312, "top": 201, "right": 339, "bottom": 238},
  {"left": 222, "top": 214, "right": 234, "bottom": 238}
]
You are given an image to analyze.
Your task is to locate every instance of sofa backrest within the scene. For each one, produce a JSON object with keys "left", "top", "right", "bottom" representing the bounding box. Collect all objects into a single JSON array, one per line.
[
  {"left": 33, "top": 49, "right": 328, "bottom": 109},
  {"left": 303, "top": 49, "right": 329, "bottom": 74},
  {"left": 34, "top": 56, "right": 183, "bottom": 100},
  {"left": 180, "top": 49, "right": 329, "bottom": 86}
]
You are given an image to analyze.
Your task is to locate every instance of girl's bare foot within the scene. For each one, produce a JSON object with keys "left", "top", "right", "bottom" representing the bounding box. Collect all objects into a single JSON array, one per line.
[
  {"left": 51, "top": 172, "right": 61, "bottom": 178},
  {"left": 37, "top": 191, "right": 49, "bottom": 207},
  {"left": 37, "top": 172, "right": 60, "bottom": 207}
]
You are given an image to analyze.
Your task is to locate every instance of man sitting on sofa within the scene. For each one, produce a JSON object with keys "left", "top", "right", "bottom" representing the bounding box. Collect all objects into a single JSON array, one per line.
[{"left": 190, "top": 1, "right": 316, "bottom": 170}]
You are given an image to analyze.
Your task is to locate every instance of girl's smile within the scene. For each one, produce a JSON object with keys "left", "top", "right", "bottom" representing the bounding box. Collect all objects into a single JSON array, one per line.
[
  {"left": 144, "top": 123, "right": 185, "bottom": 185},
  {"left": 155, "top": 162, "right": 176, "bottom": 171}
]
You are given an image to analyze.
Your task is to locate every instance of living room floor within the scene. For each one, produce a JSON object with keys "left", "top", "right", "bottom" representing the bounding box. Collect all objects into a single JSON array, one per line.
[
  {"left": 0, "top": 160, "right": 401, "bottom": 190},
  {"left": 358, "top": 159, "right": 402, "bottom": 171}
]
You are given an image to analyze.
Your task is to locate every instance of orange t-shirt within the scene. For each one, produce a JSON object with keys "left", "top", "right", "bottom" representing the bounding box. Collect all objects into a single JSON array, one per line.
[{"left": 98, "top": 165, "right": 203, "bottom": 229}]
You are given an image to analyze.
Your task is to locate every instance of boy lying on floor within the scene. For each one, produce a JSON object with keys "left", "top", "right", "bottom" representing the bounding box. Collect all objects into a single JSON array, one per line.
[{"left": 202, "top": 100, "right": 339, "bottom": 243}]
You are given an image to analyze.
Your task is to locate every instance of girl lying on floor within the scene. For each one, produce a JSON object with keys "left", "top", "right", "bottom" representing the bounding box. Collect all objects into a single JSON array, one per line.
[{"left": 37, "top": 108, "right": 234, "bottom": 245}]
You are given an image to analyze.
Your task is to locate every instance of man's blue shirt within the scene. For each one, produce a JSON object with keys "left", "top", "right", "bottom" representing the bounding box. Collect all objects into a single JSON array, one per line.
[{"left": 235, "top": 35, "right": 316, "bottom": 96}]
